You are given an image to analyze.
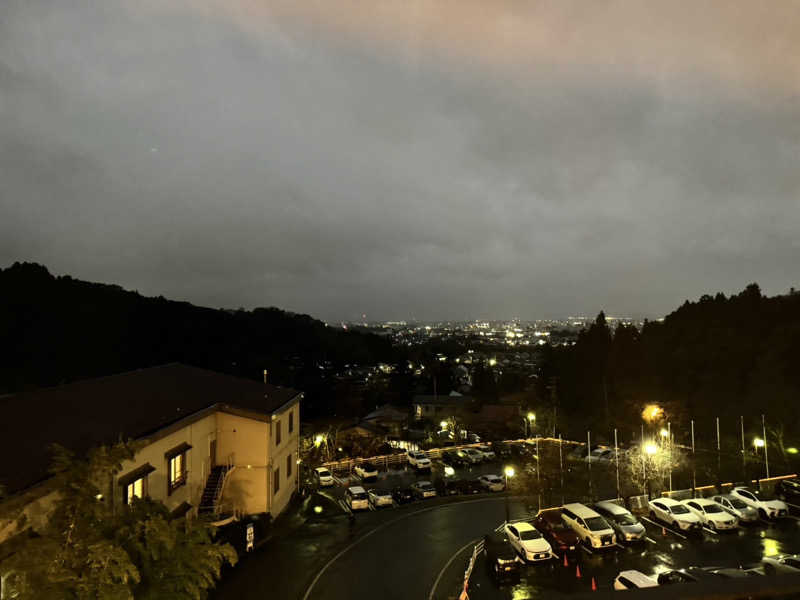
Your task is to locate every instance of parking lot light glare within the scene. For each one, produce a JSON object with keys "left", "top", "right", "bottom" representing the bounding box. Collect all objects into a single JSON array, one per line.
[
  {"left": 787, "top": 447, "right": 798, "bottom": 454},
  {"left": 644, "top": 443, "right": 659, "bottom": 455},
  {"left": 314, "top": 434, "right": 324, "bottom": 447},
  {"left": 313, "top": 505, "right": 323, "bottom": 514},
  {"left": 444, "top": 465, "right": 455, "bottom": 477},
  {"left": 659, "top": 428, "right": 669, "bottom": 438},
  {"left": 754, "top": 437, "right": 765, "bottom": 448},
  {"left": 527, "top": 412, "right": 536, "bottom": 422},
  {"left": 440, "top": 420, "right": 448, "bottom": 429},
  {"left": 504, "top": 466, "right": 515, "bottom": 478},
  {"left": 642, "top": 404, "right": 663, "bottom": 422}
]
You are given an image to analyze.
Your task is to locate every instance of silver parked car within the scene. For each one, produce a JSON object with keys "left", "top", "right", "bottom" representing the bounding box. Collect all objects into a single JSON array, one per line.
[
  {"left": 594, "top": 501, "right": 646, "bottom": 542},
  {"left": 712, "top": 494, "right": 759, "bottom": 523}
]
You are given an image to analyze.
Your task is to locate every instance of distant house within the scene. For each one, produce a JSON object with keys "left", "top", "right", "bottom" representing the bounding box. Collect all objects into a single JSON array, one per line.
[
  {"left": 412, "top": 394, "right": 473, "bottom": 420},
  {"left": 338, "top": 421, "right": 388, "bottom": 441},
  {"left": 362, "top": 404, "right": 408, "bottom": 437},
  {"left": 0, "top": 364, "right": 301, "bottom": 548}
]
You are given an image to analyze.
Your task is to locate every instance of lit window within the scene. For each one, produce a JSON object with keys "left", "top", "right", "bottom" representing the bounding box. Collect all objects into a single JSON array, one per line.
[
  {"left": 127, "top": 477, "right": 145, "bottom": 504},
  {"left": 168, "top": 453, "right": 186, "bottom": 492}
]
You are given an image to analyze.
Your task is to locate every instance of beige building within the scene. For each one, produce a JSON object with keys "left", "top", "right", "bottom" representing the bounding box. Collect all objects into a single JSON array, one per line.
[{"left": 0, "top": 364, "right": 301, "bottom": 548}]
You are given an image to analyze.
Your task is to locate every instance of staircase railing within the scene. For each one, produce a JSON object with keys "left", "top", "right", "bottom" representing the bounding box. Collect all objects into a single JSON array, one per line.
[{"left": 200, "top": 453, "right": 235, "bottom": 517}]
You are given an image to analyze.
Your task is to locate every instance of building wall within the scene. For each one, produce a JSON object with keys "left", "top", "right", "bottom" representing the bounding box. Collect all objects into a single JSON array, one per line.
[
  {"left": 115, "top": 412, "right": 217, "bottom": 513},
  {"left": 266, "top": 401, "right": 299, "bottom": 517},
  {"left": 216, "top": 412, "right": 269, "bottom": 515}
]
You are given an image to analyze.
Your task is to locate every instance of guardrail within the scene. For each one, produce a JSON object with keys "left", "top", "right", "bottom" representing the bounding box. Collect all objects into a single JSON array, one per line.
[
  {"left": 320, "top": 437, "right": 582, "bottom": 475},
  {"left": 460, "top": 539, "right": 483, "bottom": 600}
]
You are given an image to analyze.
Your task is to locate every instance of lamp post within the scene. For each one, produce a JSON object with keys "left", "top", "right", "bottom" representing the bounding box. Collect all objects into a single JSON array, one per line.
[
  {"left": 524, "top": 412, "right": 536, "bottom": 439},
  {"left": 504, "top": 466, "right": 515, "bottom": 522},
  {"left": 643, "top": 442, "right": 658, "bottom": 498}
]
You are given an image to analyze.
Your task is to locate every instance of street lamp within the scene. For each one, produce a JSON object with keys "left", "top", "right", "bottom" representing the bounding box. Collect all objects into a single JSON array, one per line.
[
  {"left": 503, "top": 466, "right": 515, "bottom": 522},
  {"left": 524, "top": 412, "right": 535, "bottom": 438},
  {"left": 642, "top": 404, "right": 663, "bottom": 423},
  {"left": 644, "top": 443, "right": 659, "bottom": 455},
  {"left": 440, "top": 420, "right": 448, "bottom": 430},
  {"left": 314, "top": 434, "right": 324, "bottom": 447},
  {"left": 659, "top": 428, "right": 669, "bottom": 439},
  {"left": 753, "top": 437, "right": 765, "bottom": 448}
]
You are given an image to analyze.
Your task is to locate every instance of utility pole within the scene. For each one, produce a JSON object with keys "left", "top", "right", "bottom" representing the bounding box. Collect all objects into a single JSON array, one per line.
[
  {"left": 614, "top": 428, "right": 620, "bottom": 499},
  {"left": 558, "top": 434, "right": 564, "bottom": 505},
  {"left": 762, "top": 414, "right": 770, "bottom": 479},
  {"left": 587, "top": 431, "right": 592, "bottom": 500},
  {"left": 691, "top": 420, "right": 696, "bottom": 492},
  {"left": 740, "top": 415, "right": 746, "bottom": 481}
]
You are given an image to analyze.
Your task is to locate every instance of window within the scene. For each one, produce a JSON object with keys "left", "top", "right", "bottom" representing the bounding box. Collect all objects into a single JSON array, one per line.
[
  {"left": 275, "top": 420, "right": 282, "bottom": 446},
  {"left": 164, "top": 442, "right": 191, "bottom": 495},
  {"left": 274, "top": 467, "right": 280, "bottom": 494},
  {"left": 168, "top": 453, "right": 186, "bottom": 494},
  {"left": 126, "top": 477, "right": 146, "bottom": 504},
  {"left": 289, "top": 410, "right": 294, "bottom": 433},
  {"left": 287, "top": 453, "right": 292, "bottom": 478},
  {"left": 119, "top": 463, "right": 155, "bottom": 505}
]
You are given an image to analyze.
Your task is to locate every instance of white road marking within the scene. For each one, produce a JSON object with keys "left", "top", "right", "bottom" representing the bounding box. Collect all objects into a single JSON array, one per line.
[
  {"left": 645, "top": 536, "right": 657, "bottom": 544},
  {"left": 428, "top": 538, "right": 480, "bottom": 600},
  {"left": 641, "top": 517, "right": 686, "bottom": 540},
  {"left": 703, "top": 527, "right": 718, "bottom": 535},
  {"left": 302, "top": 496, "right": 510, "bottom": 600},
  {"left": 494, "top": 523, "right": 505, "bottom": 532},
  {"left": 581, "top": 545, "right": 593, "bottom": 555}
]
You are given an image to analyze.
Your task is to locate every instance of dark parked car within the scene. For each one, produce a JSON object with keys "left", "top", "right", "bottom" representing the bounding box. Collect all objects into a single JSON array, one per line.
[
  {"left": 454, "top": 479, "right": 484, "bottom": 495},
  {"left": 442, "top": 449, "right": 469, "bottom": 467},
  {"left": 411, "top": 480, "right": 437, "bottom": 499},
  {"left": 775, "top": 477, "right": 800, "bottom": 503},
  {"left": 483, "top": 531, "right": 520, "bottom": 582},
  {"left": 392, "top": 487, "right": 414, "bottom": 504},
  {"left": 532, "top": 509, "right": 580, "bottom": 555},
  {"left": 435, "top": 479, "right": 461, "bottom": 496},
  {"left": 657, "top": 570, "right": 699, "bottom": 585}
]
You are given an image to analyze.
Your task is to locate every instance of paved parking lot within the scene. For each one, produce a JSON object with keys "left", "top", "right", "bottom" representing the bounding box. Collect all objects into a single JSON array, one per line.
[{"left": 456, "top": 509, "right": 800, "bottom": 598}]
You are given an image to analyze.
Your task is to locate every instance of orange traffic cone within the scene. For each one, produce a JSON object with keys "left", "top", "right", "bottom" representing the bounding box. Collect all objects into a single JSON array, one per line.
[
  {"left": 591, "top": 577, "right": 597, "bottom": 591},
  {"left": 575, "top": 564, "right": 582, "bottom": 579},
  {"left": 563, "top": 553, "right": 569, "bottom": 567},
  {"left": 662, "top": 526, "right": 666, "bottom": 536}
]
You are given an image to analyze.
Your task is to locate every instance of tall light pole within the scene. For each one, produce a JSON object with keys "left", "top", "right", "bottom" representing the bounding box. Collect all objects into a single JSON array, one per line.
[
  {"left": 504, "top": 466, "right": 515, "bottom": 522},
  {"left": 614, "top": 428, "right": 620, "bottom": 499},
  {"left": 762, "top": 414, "right": 770, "bottom": 479},
  {"left": 525, "top": 412, "right": 536, "bottom": 439}
]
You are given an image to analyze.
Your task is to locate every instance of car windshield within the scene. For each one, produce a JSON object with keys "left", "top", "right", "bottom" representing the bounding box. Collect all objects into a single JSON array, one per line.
[
  {"left": 670, "top": 505, "right": 690, "bottom": 515},
  {"left": 352, "top": 492, "right": 367, "bottom": 500},
  {"left": 785, "top": 558, "right": 800, "bottom": 568},
  {"left": 616, "top": 514, "right": 638, "bottom": 525},
  {"left": 585, "top": 517, "right": 609, "bottom": 531},
  {"left": 318, "top": 469, "right": 330, "bottom": 477},
  {"left": 704, "top": 504, "right": 723, "bottom": 513},
  {"left": 373, "top": 490, "right": 389, "bottom": 496},
  {"left": 730, "top": 498, "right": 748, "bottom": 509},
  {"left": 519, "top": 529, "right": 542, "bottom": 540}
]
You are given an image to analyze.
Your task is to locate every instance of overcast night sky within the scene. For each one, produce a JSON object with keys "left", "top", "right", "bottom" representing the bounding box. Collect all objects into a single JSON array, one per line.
[{"left": 2, "top": 1, "right": 799, "bottom": 321}]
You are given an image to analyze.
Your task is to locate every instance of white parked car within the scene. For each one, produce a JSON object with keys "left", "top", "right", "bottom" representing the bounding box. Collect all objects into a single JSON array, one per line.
[
  {"left": 613, "top": 570, "right": 659, "bottom": 590},
  {"left": 354, "top": 462, "right": 378, "bottom": 481},
  {"left": 730, "top": 487, "right": 788, "bottom": 519},
  {"left": 476, "top": 445, "right": 496, "bottom": 461},
  {"left": 648, "top": 498, "right": 702, "bottom": 532},
  {"left": 561, "top": 503, "right": 616, "bottom": 549},
  {"left": 585, "top": 447, "right": 614, "bottom": 464},
  {"left": 407, "top": 450, "right": 432, "bottom": 470},
  {"left": 367, "top": 488, "right": 393, "bottom": 508},
  {"left": 478, "top": 474, "right": 505, "bottom": 492},
  {"left": 712, "top": 494, "right": 759, "bottom": 523},
  {"left": 762, "top": 554, "right": 800, "bottom": 576},
  {"left": 314, "top": 467, "right": 334, "bottom": 487},
  {"left": 345, "top": 486, "right": 369, "bottom": 511},
  {"left": 504, "top": 522, "right": 552, "bottom": 562},
  {"left": 681, "top": 498, "right": 738, "bottom": 531},
  {"left": 461, "top": 448, "right": 484, "bottom": 464}
]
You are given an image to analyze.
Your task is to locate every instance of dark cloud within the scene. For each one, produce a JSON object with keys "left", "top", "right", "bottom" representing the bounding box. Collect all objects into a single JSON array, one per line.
[{"left": 1, "top": 0, "right": 799, "bottom": 321}]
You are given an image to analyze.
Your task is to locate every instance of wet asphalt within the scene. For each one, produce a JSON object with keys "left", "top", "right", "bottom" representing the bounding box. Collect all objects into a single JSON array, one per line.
[{"left": 211, "top": 457, "right": 800, "bottom": 600}]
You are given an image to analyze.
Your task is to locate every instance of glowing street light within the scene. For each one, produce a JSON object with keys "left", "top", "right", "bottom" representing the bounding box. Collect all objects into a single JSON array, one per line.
[
  {"left": 642, "top": 404, "right": 663, "bottom": 423},
  {"left": 440, "top": 420, "right": 449, "bottom": 430},
  {"left": 659, "top": 428, "right": 669, "bottom": 439},
  {"left": 527, "top": 412, "right": 536, "bottom": 422},
  {"left": 753, "top": 437, "right": 765, "bottom": 448},
  {"left": 504, "top": 466, "right": 516, "bottom": 478},
  {"left": 314, "top": 434, "right": 324, "bottom": 447},
  {"left": 644, "top": 443, "right": 659, "bottom": 455},
  {"left": 787, "top": 447, "right": 798, "bottom": 455},
  {"left": 444, "top": 465, "right": 455, "bottom": 477}
]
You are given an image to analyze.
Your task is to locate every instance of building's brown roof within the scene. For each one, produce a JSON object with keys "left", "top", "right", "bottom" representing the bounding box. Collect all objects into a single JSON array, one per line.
[{"left": 0, "top": 364, "right": 300, "bottom": 495}]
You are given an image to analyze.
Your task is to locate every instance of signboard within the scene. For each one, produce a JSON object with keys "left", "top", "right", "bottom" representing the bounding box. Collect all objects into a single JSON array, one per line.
[{"left": 246, "top": 523, "right": 254, "bottom": 552}]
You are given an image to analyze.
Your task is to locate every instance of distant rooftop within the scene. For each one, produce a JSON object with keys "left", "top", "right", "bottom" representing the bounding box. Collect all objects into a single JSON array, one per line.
[{"left": 0, "top": 364, "right": 300, "bottom": 495}]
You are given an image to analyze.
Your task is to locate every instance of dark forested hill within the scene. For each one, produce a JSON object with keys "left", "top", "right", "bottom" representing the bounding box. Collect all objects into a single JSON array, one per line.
[
  {"left": 537, "top": 284, "right": 800, "bottom": 443},
  {"left": 0, "top": 262, "right": 397, "bottom": 417}
]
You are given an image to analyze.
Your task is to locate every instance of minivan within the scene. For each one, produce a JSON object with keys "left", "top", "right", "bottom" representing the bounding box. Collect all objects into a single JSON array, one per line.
[
  {"left": 561, "top": 503, "right": 616, "bottom": 549},
  {"left": 345, "top": 486, "right": 369, "bottom": 511}
]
